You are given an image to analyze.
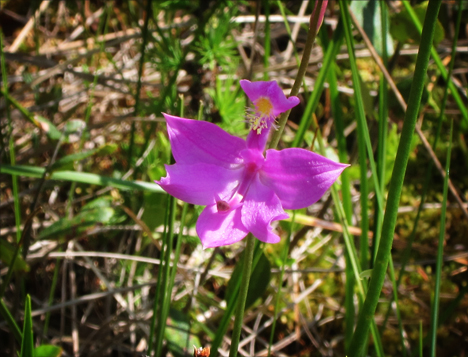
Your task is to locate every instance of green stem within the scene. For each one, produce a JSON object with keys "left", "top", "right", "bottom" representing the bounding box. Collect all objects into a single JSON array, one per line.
[
  {"left": 348, "top": 1, "right": 442, "bottom": 355},
  {"left": 263, "top": 0, "right": 270, "bottom": 81},
  {"left": 147, "top": 195, "right": 171, "bottom": 355},
  {"left": 340, "top": 0, "right": 385, "bottom": 261},
  {"left": 128, "top": 0, "right": 152, "bottom": 168},
  {"left": 210, "top": 241, "right": 263, "bottom": 355},
  {"left": 0, "top": 31, "right": 21, "bottom": 245},
  {"left": 429, "top": 119, "right": 453, "bottom": 356},
  {"left": 291, "top": 19, "right": 343, "bottom": 149},
  {"left": 374, "top": 0, "right": 389, "bottom": 263},
  {"left": 329, "top": 66, "right": 355, "bottom": 351},
  {"left": 229, "top": 234, "right": 255, "bottom": 357},
  {"left": 268, "top": 214, "right": 295, "bottom": 357},
  {"left": 0, "top": 298, "right": 22, "bottom": 343},
  {"left": 269, "top": 0, "right": 326, "bottom": 149},
  {"left": 382, "top": 0, "right": 463, "bottom": 335}
]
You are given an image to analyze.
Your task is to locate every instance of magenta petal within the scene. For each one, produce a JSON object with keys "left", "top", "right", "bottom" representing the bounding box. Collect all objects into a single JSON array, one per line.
[
  {"left": 261, "top": 148, "right": 349, "bottom": 210},
  {"left": 239, "top": 80, "right": 300, "bottom": 116},
  {"left": 246, "top": 128, "right": 270, "bottom": 151},
  {"left": 156, "top": 163, "right": 242, "bottom": 206},
  {"left": 163, "top": 113, "right": 246, "bottom": 168},
  {"left": 197, "top": 204, "right": 249, "bottom": 248},
  {"left": 241, "top": 176, "right": 288, "bottom": 244}
]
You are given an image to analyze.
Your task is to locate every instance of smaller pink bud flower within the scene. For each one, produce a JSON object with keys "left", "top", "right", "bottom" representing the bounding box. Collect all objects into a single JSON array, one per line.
[{"left": 240, "top": 80, "right": 300, "bottom": 151}]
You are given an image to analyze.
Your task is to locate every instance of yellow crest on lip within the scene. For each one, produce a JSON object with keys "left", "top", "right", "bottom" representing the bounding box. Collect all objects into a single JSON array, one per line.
[
  {"left": 255, "top": 97, "right": 274, "bottom": 117},
  {"left": 246, "top": 97, "right": 275, "bottom": 134}
]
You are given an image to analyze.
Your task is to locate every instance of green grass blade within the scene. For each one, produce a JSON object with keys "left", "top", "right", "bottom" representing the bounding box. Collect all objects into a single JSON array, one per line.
[
  {"left": 263, "top": 0, "right": 270, "bottom": 81},
  {"left": 66, "top": 5, "right": 111, "bottom": 216},
  {"left": 348, "top": 1, "right": 442, "bottom": 355},
  {"left": 20, "top": 295, "right": 34, "bottom": 357},
  {"left": 312, "top": 71, "right": 383, "bottom": 355},
  {"left": 383, "top": 0, "right": 463, "bottom": 336},
  {"left": 154, "top": 96, "right": 184, "bottom": 357},
  {"left": 291, "top": 19, "right": 344, "bottom": 148},
  {"left": 0, "top": 88, "right": 61, "bottom": 140},
  {"left": 329, "top": 65, "right": 355, "bottom": 351},
  {"left": 267, "top": 213, "right": 295, "bottom": 357},
  {"left": 128, "top": 0, "right": 153, "bottom": 165},
  {"left": 1, "top": 30, "right": 22, "bottom": 245},
  {"left": 147, "top": 196, "right": 170, "bottom": 355},
  {"left": 0, "top": 164, "right": 162, "bottom": 193},
  {"left": 210, "top": 241, "right": 263, "bottom": 355},
  {"left": 388, "top": 258, "right": 407, "bottom": 356},
  {"left": 429, "top": 119, "right": 453, "bottom": 356},
  {"left": 154, "top": 195, "right": 177, "bottom": 357},
  {"left": 0, "top": 298, "right": 22, "bottom": 344},
  {"left": 401, "top": 1, "right": 468, "bottom": 126},
  {"left": 374, "top": 0, "right": 389, "bottom": 262},
  {"left": 42, "top": 257, "right": 61, "bottom": 339},
  {"left": 420, "top": 320, "right": 423, "bottom": 357},
  {"left": 270, "top": 0, "right": 328, "bottom": 149},
  {"left": 229, "top": 234, "right": 255, "bottom": 357},
  {"left": 339, "top": 1, "right": 370, "bottom": 269},
  {"left": 339, "top": 0, "right": 385, "bottom": 260}
]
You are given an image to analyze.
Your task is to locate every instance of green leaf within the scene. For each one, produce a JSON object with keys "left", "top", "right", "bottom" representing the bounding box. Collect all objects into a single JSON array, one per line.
[
  {"left": 34, "top": 116, "right": 62, "bottom": 140},
  {"left": 21, "top": 295, "right": 34, "bottom": 357},
  {"left": 350, "top": 0, "right": 394, "bottom": 56},
  {"left": 34, "top": 345, "right": 62, "bottom": 357},
  {"left": 63, "top": 119, "right": 86, "bottom": 143},
  {"left": 0, "top": 164, "right": 163, "bottom": 193},
  {"left": 359, "top": 269, "right": 374, "bottom": 280},
  {"left": 165, "top": 309, "right": 201, "bottom": 357},
  {"left": 390, "top": 1, "right": 444, "bottom": 45},
  {"left": 0, "top": 240, "right": 29, "bottom": 272},
  {"left": 226, "top": 251, "right": 271, "bottom": 308},
  {"left": 50, "top": 144, "right": 118, "bottom": 172},
  {"left": 38, "top": 207, "right": 117, "bottom": 240},
  {"left": 141, "top": 192, "right": 167, "bottom": 231},
  {"left": 0, "top": 88, "right": 61, "bottom": 140},
  {"left": 81, "top": 196, "right": 114, "bottom": 210}
]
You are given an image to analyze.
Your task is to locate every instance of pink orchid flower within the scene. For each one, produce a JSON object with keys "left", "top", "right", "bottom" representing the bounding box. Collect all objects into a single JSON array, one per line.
[{"left": 157, "top": 80, "right": 348, "bottom": 249}]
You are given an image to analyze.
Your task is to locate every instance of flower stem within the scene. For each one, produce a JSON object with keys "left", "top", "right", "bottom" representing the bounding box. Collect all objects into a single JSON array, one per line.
[
  {"left": 229, "top": 233, "right": 255, "bottom": 357},
  {"left": 269, "top": 0, "right": 326, "bottom": 150}
]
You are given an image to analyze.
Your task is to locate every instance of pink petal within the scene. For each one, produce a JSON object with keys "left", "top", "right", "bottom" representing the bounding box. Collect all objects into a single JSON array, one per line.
[
  {"left": 239, "top": 80, "right": 300, "bottom": 116},
  {"left": 246, "top": 128, "right": 270, "bottom": 152},
  {"left": 261, "top": 148, "right": 349, "bottom": 210},
  {"left": 163, "top": 113, "right": 246, "bottom": 168},
  {"left": 156, "top": 163, "right": 242, "bottom": 206},
  {"left": 241, "top": 176, "right": 288, "bottom": 244},
  {"left": 197, "top": 204, "right": 249, "bottom": 248}
]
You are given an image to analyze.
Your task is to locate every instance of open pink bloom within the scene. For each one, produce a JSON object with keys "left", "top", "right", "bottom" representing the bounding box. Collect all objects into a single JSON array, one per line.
[{"left": 156, "top": 80, "right": 348, "bottom": 249}]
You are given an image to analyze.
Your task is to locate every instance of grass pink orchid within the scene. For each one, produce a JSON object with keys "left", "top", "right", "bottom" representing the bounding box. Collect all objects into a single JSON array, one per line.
[{"left": 157, "top": 81, "right": 348, "bottom": 249}]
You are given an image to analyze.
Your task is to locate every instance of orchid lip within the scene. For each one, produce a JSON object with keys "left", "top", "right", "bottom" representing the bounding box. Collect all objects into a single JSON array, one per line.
[{"left": 215, "top": 149, "right": 265, "bottom": 213}]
